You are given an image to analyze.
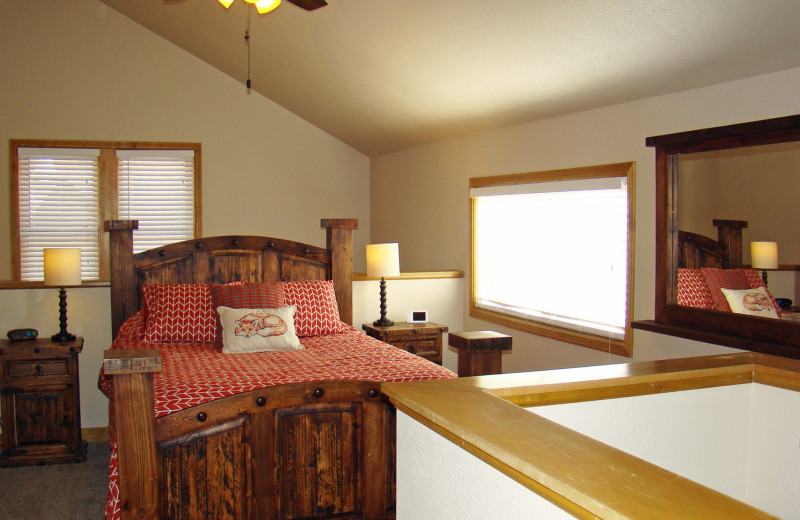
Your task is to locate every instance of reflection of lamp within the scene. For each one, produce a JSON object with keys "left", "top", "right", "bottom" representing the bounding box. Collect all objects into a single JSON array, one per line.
[
  {"left": 751, "top": 241, "right": 778, "bottom": 286},
  {"left": 43, "top": 248, "right": 82, "bottom": 342},
  {"left": 366, "top": 243, "right": 400, "bottom": 327}
]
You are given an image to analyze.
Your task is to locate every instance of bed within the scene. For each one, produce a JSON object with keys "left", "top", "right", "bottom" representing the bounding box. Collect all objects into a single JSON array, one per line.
[
  {"left": 98, "top": 218, "right": 456, "bottom": 520},
  {"left": 675, "top": 219, "right": 781, "bottom": 318}
]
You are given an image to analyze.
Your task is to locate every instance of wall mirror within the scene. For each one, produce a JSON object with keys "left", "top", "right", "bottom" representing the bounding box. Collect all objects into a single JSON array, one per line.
[{"left": 632, "top": 114, "right": 800, "bottom": 358}]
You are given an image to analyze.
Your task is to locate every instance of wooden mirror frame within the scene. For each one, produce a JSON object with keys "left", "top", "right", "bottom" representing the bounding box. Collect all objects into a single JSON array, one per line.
[{"left": 632, "top": 114, "right": 800, "bottom": 359}]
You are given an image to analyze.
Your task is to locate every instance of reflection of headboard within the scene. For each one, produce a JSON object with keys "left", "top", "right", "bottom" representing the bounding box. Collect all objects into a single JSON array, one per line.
[{"left": 677, "top": 219, "right": 747, "bottom": 269}]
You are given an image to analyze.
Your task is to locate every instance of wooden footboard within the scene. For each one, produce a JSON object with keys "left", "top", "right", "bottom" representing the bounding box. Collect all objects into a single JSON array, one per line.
[{"left": 104, "top": 350, "right": 396, "bottom": 520}]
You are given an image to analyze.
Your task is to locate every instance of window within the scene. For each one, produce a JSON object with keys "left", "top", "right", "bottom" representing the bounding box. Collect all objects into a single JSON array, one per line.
[
  {"left": 12, "top": 140, "right": 201, "bottom": 281},
  {"left": 470, "top": 162, "right": 635, "bottom": 357}
]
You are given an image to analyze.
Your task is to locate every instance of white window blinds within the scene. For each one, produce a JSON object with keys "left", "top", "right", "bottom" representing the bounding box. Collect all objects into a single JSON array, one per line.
[
  {"left": 471, "top": 176, "right": 629, "bottom": 339},
  {"left": 17, "top": 148, "right": 100, "bottom": 281},
  {"left": 117, "top": 150, "right": 195, "bottom": 253}
]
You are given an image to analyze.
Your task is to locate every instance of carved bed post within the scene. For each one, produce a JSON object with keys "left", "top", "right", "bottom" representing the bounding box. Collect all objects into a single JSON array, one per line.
[
  {"left": 105, "top": 220, "right": 139, "bottom": 339},
  {"left": 104, "top": 349, "right": 163, "bottom": 520},
  {"left": 322, "top": 218, "right": 358, "bottom": 326},
  {"left": 713, "top": 219, "right": 748, "bottom": 268}
]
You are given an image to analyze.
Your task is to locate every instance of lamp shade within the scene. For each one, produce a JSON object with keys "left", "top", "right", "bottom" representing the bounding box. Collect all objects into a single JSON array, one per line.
[
  {"left": 366, "top": 243, "right": 400, "bottom": 278},
  {"left": 43, "top": 248, "right": 82, "bottom": 286},
  {"left": 751, "top": 242, "right": 778, "bottom": 270}
]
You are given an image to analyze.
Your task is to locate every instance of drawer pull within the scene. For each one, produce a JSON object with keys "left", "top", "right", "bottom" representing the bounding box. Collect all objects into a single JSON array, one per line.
[
  {"left": 407, "top": 344, "right": 417, "bottom": 354},
  {"left": 412, "top": 329, "right": 418, "bottom": 334},
  {"left": 197, "top": 412, "right": 208, "bottom": 422},
  {"left": 34, "top": 365, "right": 43, "bottom": 377},
  {"left": 313, "top": 388, "right": 325, "bottom": 398},
  {"left": 368, "top": 388, "right": 379, "bottom": 398},
  {"left": 256, "top": 396, "right": 266, "bottom": 406}
]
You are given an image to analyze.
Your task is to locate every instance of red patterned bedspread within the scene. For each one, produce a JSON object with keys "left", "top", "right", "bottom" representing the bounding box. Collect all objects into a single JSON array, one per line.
[{"left": 99, "top": 311, "right": 455, "bottom": 520}]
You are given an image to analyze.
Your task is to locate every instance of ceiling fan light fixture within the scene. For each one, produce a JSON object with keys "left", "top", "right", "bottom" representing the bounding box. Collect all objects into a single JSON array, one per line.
[
  {"left": 252, "top": 0, "right": 281, "bottom": 14},
  {"left": 218, "top": 0, "right": 280, "bottom": 13}
]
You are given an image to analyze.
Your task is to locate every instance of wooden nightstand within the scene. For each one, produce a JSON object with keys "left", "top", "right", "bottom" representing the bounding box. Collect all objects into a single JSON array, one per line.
[
  {"left": 363, "top": 322, "right": 448, "bottom": 364},
  {"left": 0, "top": 336, "right": 86, "bottom": 466}
]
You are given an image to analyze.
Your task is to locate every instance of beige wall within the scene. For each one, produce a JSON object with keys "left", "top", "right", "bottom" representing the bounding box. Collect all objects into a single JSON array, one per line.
[
  {"left": 370, "top": 66, "right": 800, "bottom": 372},
  {"left": 0, "top": 0, "right": 369, "bottom": 428},
  {"left": 0, "top": 0, "right": 370, "bottom": 278},
  {"left": 679, "top": 143, "right": 800, "bottom": 264}
]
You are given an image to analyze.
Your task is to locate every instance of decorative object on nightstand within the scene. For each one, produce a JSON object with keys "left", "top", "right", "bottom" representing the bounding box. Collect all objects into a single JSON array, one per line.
[
  {"left": 751, "top": 241, "right": 778, "bottom": 286},
  {"left": 449, "top": 330, "right": 512, "bottom": 377},
  {"left": 0, "top": 336, "right": 86, "bottom": 466},
  {"left": 366, "top": 243, "right": 400, "bottom": 327},
  {"left": 407, "top": 310, "right": 428, "bottom": 323},
  {"left": 43, "top": 247, "right": 81, "bottom": 342},
  {"left": 363, "top": 321, "right": 448, "bottom": 365}
]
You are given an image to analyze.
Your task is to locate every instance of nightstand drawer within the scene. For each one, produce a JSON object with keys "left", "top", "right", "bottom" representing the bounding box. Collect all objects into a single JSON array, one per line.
[
  {"left": 363, "top": 321, "right": 447, "bottom": 365},
  {"left": 7, "top": 358, "right": 69, "bottom": 379},
  {"left": 393, "top": 338, "right": 439, "bottom": 358}
]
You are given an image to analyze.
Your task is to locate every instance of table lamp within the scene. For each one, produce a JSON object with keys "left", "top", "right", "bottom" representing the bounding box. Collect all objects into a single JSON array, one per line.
[
  {"left": 43, "top": 248, "right": 82, "bottom": 342},
  {"left": 751, "top": 241, "right": 778, "bottom": 286},
  {"left": 366, "top": 243, "right": 400, "bottom": 327}
]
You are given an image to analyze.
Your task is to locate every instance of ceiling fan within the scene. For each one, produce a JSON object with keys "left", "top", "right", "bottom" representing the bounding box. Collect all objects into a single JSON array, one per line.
[
  {"left": 216, "top": 0, "right": 328, "bottom": 89},
  {"left": 218, "top": 0, "right": 327, "bottom": 14}
]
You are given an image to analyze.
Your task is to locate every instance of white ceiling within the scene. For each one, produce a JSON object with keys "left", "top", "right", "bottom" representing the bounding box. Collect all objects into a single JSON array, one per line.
[{"left": 99, "top": 0, "right": 800, "bottom": 156}]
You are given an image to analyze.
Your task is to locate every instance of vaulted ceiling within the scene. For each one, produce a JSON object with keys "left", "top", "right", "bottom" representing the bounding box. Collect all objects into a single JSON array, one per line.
[{"left": 100, "top": 0, "right": 800, "bottom": 156}]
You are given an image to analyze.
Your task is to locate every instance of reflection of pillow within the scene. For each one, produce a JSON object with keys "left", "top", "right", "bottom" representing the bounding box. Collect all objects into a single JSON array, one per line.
[
  {"left": 701, "top": 268, "right": 749, "bottom": 312},
  {"left": 281, "top": 280, "right": 348, "bottom": 337},
  {"left": 741, "top": 269, "right": 782, "bottom": 318},
  {"left": 721, "top": 287, "right": 780, "bottom": 319},
  {"left": 142, "top": 284, "right": 216, "bottom": 343},
  {"left": 677, "top": 268, "right": 714, "bottom": 309},
  {"left": 210, "top": 283, "right": 285, "bottom": 348},
  {"left": 217, "top": 305, "right": 302, "bottom": 353}
]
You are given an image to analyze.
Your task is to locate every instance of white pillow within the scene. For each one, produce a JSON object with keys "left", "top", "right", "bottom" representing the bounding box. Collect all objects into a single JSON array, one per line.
[
  {"left": 720, "top": 287, "right": 780, "bottom": 319},
  {"left": 217, "top": 305, "right": 303, "bottom": 353}
]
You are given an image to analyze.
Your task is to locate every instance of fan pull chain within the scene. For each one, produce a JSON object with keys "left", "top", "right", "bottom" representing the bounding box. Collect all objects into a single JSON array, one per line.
[{"left": 245, "top": 6, "right": 251, "bottom": 89}]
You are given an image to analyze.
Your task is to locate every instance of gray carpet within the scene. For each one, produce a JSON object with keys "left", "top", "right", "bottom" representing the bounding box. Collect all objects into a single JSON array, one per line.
[{"left": 0, "top": 442, "right": 110, "bottom": 520}]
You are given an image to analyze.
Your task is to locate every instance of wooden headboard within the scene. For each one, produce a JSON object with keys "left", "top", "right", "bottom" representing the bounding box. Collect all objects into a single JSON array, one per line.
[
  {"left": 677, "top": 219, "right": 747, "bottom": 269},
  {"left": 104, "top": 218, "right": 358, "bottom": 338}
]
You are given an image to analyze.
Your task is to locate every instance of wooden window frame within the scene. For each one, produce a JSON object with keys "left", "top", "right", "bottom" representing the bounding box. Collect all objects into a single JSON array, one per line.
[
  {"left": 10, "top": 139, "right": 202, "bottom": 281},
  {"left": 469, "top": 162, "right": 636, "bottom": 357}
]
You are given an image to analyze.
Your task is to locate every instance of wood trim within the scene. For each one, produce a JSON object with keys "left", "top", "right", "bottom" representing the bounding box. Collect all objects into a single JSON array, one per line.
[
  {"left": 469, "top": 161, "right": 635, "bottom": 189},
  {"left": 383, "top": 352, "right": 796, "bottom": 520},
  {"left": 354, "top": 270, "right": 463, "bottom": 281},
  {"left": 470, "top": 305, "right": 630, "bottom": 356},
  {"left": 9, "top": 141, "right": 21, "bottom": 280},
  {"left": 0, "top": 280, "right": 109, "bottom": 290},
  {"left": 391, "top": 401, "right": 600, "bottom": 520},
  {"left": 98, "top": 148, "right": 118, "bottom": 281},
  {"left": 469, "top": 162, "right": 635, "bottom": 358},
  {"left": 82, "top": 427, "right": 110, "bottom": 443},
  {"left": 193, "top": 145, "right": 202, "bottom": 239}
]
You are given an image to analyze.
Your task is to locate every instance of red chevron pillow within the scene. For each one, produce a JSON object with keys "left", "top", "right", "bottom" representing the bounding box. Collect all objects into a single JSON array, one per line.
[
  {"left": 677, "top": 268, "right": 714, "bottom": 309},
  {"left": 210, "top": 282, "right": 285, "bottom": 348},
  {"left": 142, "top": 284, "right": 217, "bottom": 343},
  {"left": 280, "top": 280, "right": 348, "bottom": 337},
  {"left": 701, "top": 268, "right": 750, "bottom": 313}
]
